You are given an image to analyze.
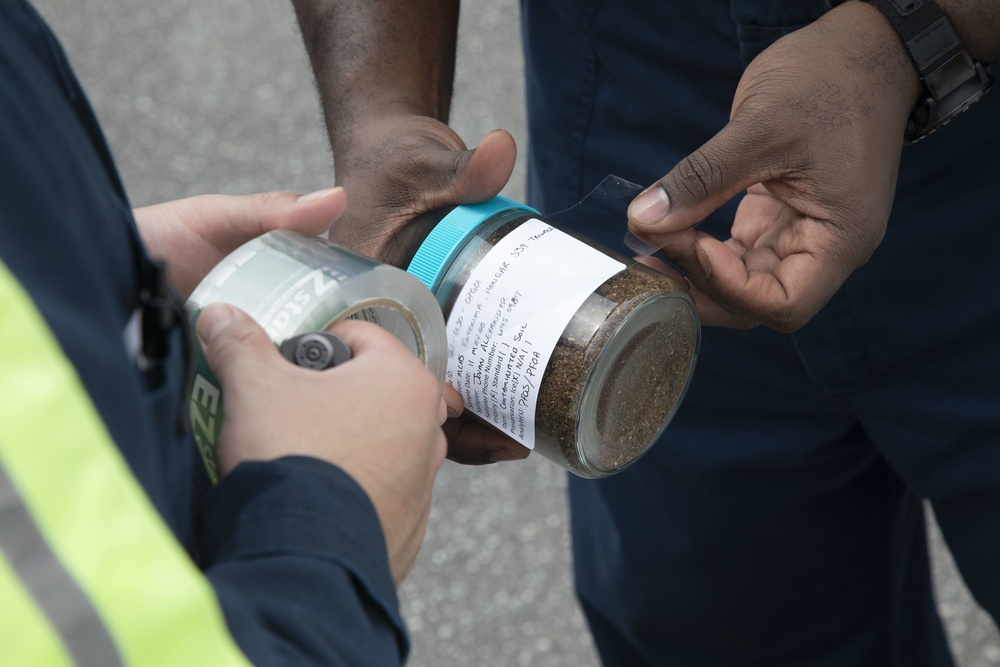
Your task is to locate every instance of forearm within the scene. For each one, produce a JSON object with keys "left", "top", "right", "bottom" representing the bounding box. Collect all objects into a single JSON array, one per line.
[
  {"left": 834, "top": 0, "right": 1000, "bottom": 66},
  {"left": 200, "top": 457, "right": 408, "bottom": 666},
  {"left": 824, "top": 0, "right": 997, "bottom": 138},
  {"left": 937, "top": 0, "right": 1000, "bottom": 61},
  {"left": 289, "top": 0, "right": 460, "bottom": 157}
]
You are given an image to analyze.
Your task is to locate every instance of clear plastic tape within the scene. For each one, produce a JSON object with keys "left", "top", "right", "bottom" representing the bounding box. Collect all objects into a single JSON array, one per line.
[
  {"left": 547, "top": 174, "right": 660, "bottom": 261},
  {"left": 485, "top": 174, "right": 659, "bottom": 327},
  {"left": 186, "top": 230, "right": 446, "bottom": 482}
]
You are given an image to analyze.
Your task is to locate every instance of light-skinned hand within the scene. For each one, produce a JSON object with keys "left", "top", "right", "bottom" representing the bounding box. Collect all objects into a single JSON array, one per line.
[
  {"left": 134, "top": 187, "right": 347, "bottom": 300},
  {"left": 197, "top": 304, "right": 448, "bottom": 583}
]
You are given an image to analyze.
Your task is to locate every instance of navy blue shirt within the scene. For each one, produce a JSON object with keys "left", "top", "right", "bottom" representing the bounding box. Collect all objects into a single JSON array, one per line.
[
  {"left": 0, "top": 2, "right": 407, "bottom": 664},
  {"left": 522, "top": 2, "right": 1000, "bottom": 666}
]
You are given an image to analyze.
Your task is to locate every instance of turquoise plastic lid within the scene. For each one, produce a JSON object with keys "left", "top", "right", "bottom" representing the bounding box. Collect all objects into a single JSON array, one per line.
[{"left": 407, "top": 196, "right": 538, "bottom": 291}]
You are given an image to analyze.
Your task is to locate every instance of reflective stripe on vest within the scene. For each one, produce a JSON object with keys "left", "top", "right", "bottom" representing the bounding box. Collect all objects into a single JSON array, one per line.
[{"left": 0, "top": 258, "right": 251, "bottom": 666}]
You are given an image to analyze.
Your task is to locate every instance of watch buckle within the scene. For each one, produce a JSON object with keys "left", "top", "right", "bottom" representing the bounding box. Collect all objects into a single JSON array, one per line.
[{"left": 907, "top": 60, "right": 993, "bottom": 143}]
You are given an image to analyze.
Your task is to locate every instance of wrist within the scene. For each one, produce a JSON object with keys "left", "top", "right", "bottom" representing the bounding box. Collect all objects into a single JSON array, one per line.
[
  {"left": 329, "top": 107, "right": 463, "bottom": 182},
  {"left": 827, "top": 0, "right": 994, "bottom": 142},
  {"left": 824, "top": 1, "right": 924, "bottom": 120},
  {"left": 326, "top": 98, "right": 442, "bottom": 156},
  {"left": 831, "top": 1, "right": 924, "bottom": 99}
]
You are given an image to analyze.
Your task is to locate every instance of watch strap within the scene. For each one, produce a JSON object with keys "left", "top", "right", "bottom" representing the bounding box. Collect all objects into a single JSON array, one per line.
[
  {"left": 868, "top": 1, "right": 975, "bottom": 107},
  {"left": 828, "top": 0, "right": 993, "bottom": 142}
]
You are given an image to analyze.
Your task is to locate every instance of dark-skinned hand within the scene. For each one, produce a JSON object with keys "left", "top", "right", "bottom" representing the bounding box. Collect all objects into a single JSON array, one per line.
[{"left": 627, "top": 2, "right": 921, "bottom": 331}]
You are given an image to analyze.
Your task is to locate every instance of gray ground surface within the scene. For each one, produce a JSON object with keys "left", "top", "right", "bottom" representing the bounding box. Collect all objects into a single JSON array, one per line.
[{"left": 30, "top": 0, "right": 998, "bottom": 664}]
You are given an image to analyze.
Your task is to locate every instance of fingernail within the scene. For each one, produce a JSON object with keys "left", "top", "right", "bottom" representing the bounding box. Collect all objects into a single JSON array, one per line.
[
  {"left": 488, "top": 447, "right": 528, "bottom": 463},
  {"left": 446, "top": 402, "right": 462, "bottom": 419},
  {"left": 630, "top": 187, "right": 671, "bottom": 226},
  {"left": 297, "top": 186, "right": 341, "bottom": 203},
  {"left": 197, "top": 303, "right": 236, "bottom": 344}
]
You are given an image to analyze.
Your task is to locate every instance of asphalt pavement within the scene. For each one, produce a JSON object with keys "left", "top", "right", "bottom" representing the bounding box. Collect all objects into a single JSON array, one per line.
[{"left": 29, "top": 0, "right": 998, "bottom": 665}]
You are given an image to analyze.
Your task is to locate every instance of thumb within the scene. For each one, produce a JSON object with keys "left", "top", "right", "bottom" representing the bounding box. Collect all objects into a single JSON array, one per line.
[
  {"left": 627, "top": 121, "right": 764, "bottom": 233},
  {"left": 448, "top": 129, "right": 517, "bottom": 205},
  {"left": 196, "top": 303, "right": 279, "bottom": 385}
]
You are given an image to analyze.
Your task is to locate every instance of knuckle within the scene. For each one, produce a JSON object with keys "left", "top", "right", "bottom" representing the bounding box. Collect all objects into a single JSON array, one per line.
[
  {"left": 207, "top": 316, "right": 261, "bottom": 359},
  {"left": 448, "top": 148, "right": 473, "bottom": 179},
  {"left": 251, "top": 190, "right": 289, "bottom": 211},
  {"left": 671, "top": 150, "right": 714, "bottom": 200},
  {"left": 669, "top": 146, "right": 728, "bottom": 203}
]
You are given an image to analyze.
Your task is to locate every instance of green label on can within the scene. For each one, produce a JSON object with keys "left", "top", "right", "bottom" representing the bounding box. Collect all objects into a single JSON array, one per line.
[{"left": 188, "top": 311, "right": 223, "bottom": 484}]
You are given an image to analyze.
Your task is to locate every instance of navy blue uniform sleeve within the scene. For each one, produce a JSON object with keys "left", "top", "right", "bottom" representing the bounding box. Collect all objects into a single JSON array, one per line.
[{"left": 198, "top": 456, "right": 409, "bottom": 667}]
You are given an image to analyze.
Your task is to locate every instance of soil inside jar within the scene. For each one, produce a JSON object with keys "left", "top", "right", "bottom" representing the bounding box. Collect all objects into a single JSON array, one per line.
[
  {"left": 465, "top": 219, "right": 698, "bottom": 477},
  {"left": 533, "top": 263, "right": 698, "bottom": 476}
]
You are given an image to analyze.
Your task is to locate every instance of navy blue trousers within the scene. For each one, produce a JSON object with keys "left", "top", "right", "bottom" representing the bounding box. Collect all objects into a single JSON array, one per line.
[{"left": 522, "top": 1, "right": 1000, "bottom": 664}]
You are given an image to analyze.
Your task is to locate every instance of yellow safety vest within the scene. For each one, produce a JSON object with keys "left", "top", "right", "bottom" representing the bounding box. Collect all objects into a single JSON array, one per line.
[{"left": 0, "top": 258, "right": 251, "bottom": 666}]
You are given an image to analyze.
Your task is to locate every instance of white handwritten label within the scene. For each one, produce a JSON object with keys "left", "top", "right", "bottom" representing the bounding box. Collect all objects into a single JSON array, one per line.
[{"left": 445, "top": 218, "right": 625, "bottom": 448}]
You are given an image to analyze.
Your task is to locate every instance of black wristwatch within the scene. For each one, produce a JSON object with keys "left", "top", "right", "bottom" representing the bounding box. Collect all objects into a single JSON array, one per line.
[{"left": 828, "top": 0, "right": 993, "bottom": 143}]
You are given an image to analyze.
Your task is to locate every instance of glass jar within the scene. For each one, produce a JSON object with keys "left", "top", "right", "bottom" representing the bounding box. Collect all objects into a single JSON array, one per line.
[{"left": 407, "top": 196, "right": 700, "bottom": 478}]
